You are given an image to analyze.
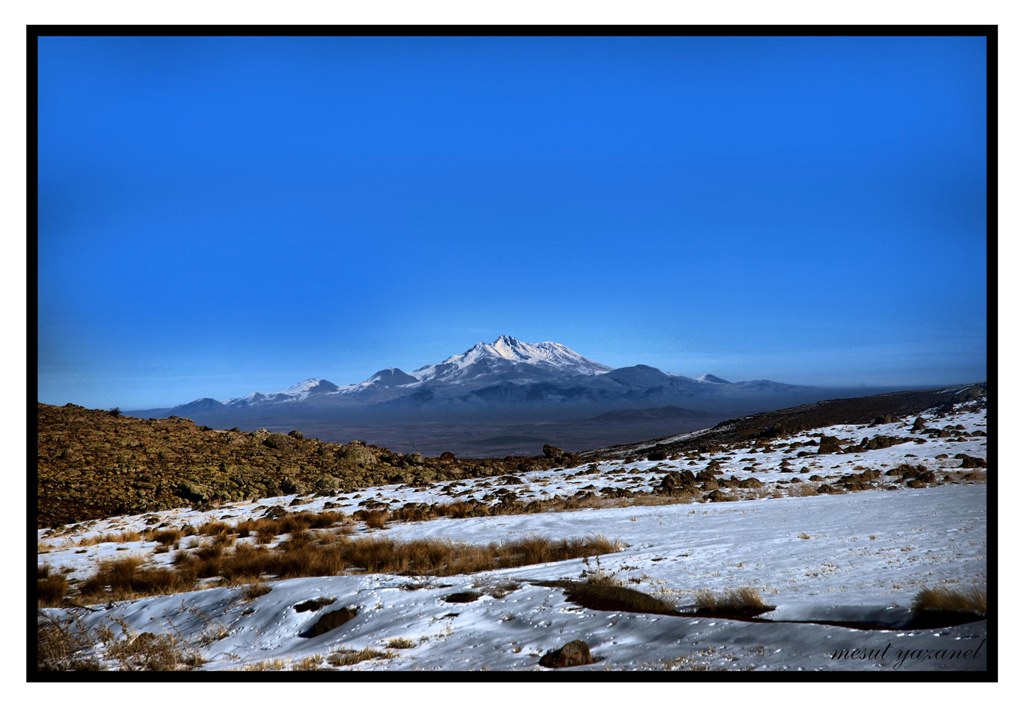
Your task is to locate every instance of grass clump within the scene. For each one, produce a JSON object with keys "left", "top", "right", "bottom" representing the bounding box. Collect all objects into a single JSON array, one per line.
[
  {"left": 99, "top": 625, "right": 203, "bottom": 671},
  {"left": 74, "top": 534, "right": 620, "bottom": 603},
  {"left": 79, "top": 556, "right": 197, "bottom": 601},
  {"left": 241, "top": 659, "right": 287, "bottom": 671},
  {"left": 241, "top": 582, "right": 273, "bottom": 601},
  {"left": 359, "top": 509, "right": 390, "bottom": 529},
  {"left": 385, "top": 638, "right": 417, "bottom": 649},
  {"left": 693, "top": 587, "right": 775, "bottom": 617},
  {"left": 290, "top": 655, "right": 326, "bottom": 671},
  {"left": 327, "top": 648, "right": 397, "bottom": 667},
  {"left": 37, "top": 566, "right": 69, "bottom": 606},
  {"left": 912, "top": 586, "right": 986, "bottom": 615},
  {"left": 37, "top": 614, "right": 205, "bottom": 672},
  {"left": 37, "top": 613, "right": 99, "bottom": 671}
]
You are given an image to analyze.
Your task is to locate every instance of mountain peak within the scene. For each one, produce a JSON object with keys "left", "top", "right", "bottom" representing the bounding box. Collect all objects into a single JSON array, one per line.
[
  {"left": 281, "top": 378, "right": 340, "bottom": 397},
  {"left": 412, "top": 336, "right": 612, "bottom": 383},
  {"left": 697, "top": 374, "right": 732, "bottom": 384},
  {"left": 363, "top": 368, "right": 417, "bottom": 388}
]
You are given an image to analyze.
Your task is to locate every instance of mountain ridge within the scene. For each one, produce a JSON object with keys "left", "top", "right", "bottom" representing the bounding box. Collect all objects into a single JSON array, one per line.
[
  {"left": 162, "top": 335, "right": 805, "bottom": 414},
  {"left": 128, "top": 337, "right": 825, "bottom": 441}
]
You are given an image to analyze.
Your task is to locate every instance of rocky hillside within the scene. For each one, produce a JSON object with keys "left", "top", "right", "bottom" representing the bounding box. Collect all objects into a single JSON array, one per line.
[
  {"left": 586, "top": 384, "right": 987, "bottom": 459},
  {"left": 36, "top": 404, "right": 577, "bottom": 528}
]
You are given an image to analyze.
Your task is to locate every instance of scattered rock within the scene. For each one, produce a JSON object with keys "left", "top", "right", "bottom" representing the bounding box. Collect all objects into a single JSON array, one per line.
[
  {"left": 539, "top": 640, "right": 596, "bottom": 669},
  {"left": 817, "top": 436, "right": 843, "bottom": 454},
  {"left": 542, "top": 444, "right": 564, "bottom": 459},
  {"left": 657, "top": 471, "right": 697, "bottom": 494}
]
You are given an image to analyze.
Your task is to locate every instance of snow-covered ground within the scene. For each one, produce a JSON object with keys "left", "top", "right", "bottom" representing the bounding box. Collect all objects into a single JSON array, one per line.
[{"left": 37, "top": 402, "right": 988, "bottom": 672}]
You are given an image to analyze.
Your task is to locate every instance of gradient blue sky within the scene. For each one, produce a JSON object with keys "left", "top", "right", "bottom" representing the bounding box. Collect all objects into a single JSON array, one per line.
[{"left": 37, "top": 35, "right": 988, "bottom": 409}]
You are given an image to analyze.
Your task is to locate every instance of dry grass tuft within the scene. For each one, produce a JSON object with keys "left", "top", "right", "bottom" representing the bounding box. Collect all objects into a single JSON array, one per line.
[
  {"left": 79, "top": 556, "right": 197, "bottom": 601},
  {"left": 384, "top": 638, "right": 417, "bottom": 649},
  {"left": 37, "top": 567, "right": 69, "bottom": 606},
  {"left": 693, "top": 587, "right": 775, "bottom": 616},
  {"left": 73, "top": 531, "right": 619, "bottom": 604},
  {"left": 38, "top": 613, "right": 205, "bottom": 672},
  {"left": 75, "top": 530, "right": 144, "bottom": 547},
  {"left": 235, "top": 511, "right": 350, "bottom": 541},
  {"left": 580, "top": 559, "right": 622, "bottom": 587},
  {"left": 290, "top": 655, "right": 326, "bottom": 671},
  {"left": 360, "top": 509, "right": 390, "bottom": 529},
  {"left": 241, "top": 659, "right": 287, "bottom": 671},
  {"left": 37, "top": 613, "right": 99, "bottom": 671},
  {"left": 912, "top": 586, "right": 986, "bottom": 615},
  {"left": 100, "top": 626, "right": 203, "bottom": 671},
  {"left": 327, "top": 648, "right": 397, "bottom": 667},
  {"left": 146, "top": 528, "right": 184, "bottom": 545},
  {"left": 241, "top": 582, "right": 273, "bottom": 601}
]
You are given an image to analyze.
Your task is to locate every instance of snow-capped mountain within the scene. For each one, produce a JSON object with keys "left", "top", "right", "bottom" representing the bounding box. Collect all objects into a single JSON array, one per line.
[
  {"left": 150, "top": 335, "right": 816, "bottom": 419},
  {"left": 696, "top": 373, "right": 732, "bottom": 384},
  {"left": 411, "top": 335, "right": 612, "bottom": 384},
  {"left": 281, "top": 378, "right": 340, "bottom": 397}
]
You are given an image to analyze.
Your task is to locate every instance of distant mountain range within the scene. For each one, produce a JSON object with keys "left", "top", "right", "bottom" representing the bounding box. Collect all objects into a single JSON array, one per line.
[{"left": 137, "top": 335, "right": 817, "bottom": 420}]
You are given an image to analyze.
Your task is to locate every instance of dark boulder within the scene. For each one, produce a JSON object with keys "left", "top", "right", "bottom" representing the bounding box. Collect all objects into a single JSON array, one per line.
[
  {"left": 818, "top": 436, "right": 843, "bottom": 454},
  {"left": 539, "top": 640, "right": 596, "bottom": 669},
  {"left": 542, "top": 444, "right": 565, "bottom": 459}
]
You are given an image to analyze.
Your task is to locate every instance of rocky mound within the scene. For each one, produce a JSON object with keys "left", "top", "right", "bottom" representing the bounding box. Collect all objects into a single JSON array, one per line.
[{"left": 35, "top": 404, "right": 578, "bottom": 528}]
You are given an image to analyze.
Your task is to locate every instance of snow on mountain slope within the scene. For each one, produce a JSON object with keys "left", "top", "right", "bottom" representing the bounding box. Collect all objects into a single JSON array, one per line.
[
  {"left": 164, "top": 336, "right": 811, "bottom": 416},
  {"left": 696, "top": 374, "right": 731, "bottom": 384},
  {"left": 281, "top": 378, "right": 340, "bottom": 397},
  {"left": 411, "top": 335, "right": 612, "bottom": 383},
  {"left": 225, "top": 378, "right": 339, "bottom": 407}
]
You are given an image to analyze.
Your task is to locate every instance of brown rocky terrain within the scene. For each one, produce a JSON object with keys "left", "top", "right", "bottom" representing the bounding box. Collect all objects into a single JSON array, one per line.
[{"left": 35, "top": 403, "right": 577, "bottom": 528}]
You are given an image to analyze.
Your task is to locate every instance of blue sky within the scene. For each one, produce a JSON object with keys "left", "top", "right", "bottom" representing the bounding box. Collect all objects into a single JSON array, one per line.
[{"left": 37, "top": 35, "right": 988, "bottom": 409}]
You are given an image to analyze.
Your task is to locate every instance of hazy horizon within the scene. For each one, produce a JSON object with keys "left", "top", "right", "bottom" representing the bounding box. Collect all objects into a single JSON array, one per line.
[
  {"left": 38, "top": 36, "right": 988, "bottom": 410},
  {"left": 39, "top": 331, "right": 984, "bottom": 411}
]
